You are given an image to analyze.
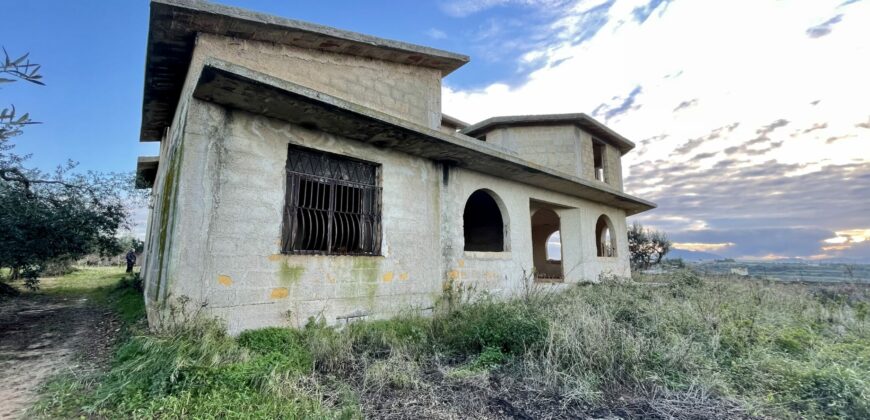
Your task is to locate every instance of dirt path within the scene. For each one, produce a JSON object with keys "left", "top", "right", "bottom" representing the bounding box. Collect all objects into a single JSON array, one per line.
[{"left": 0, "top": 294, "right": 118, "bottom": 419}]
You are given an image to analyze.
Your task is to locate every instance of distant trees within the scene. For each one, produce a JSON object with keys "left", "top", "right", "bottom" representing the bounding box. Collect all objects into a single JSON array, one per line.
[
  {"left": 1, "top": 48, "right": 133, "bottom": 292},
  {"left": 628, "top": 222, "right": 671, "bottom": 270}
]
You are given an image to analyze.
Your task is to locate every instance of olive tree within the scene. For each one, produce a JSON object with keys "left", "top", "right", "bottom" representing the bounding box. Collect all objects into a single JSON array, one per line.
[
  {"left": 628, "top": 222, "right": 671, "bottom": 270},
  {"left": 0, "top": 48, "right": 133, "bottom": 293}
]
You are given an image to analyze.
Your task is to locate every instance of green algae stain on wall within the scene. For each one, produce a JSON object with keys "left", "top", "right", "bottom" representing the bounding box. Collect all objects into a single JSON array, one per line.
[
  {"left": 350, "top": 258, "right": 382, "bottom": 309},
  {"left": 279, "top": 261, "right": 305, "bottom": 286},
  {"left": 352, "top": 258, "right": 380, "bottom": 283},
  {"left": 154, "top": 140, "right": 184, "bottom": 301}
]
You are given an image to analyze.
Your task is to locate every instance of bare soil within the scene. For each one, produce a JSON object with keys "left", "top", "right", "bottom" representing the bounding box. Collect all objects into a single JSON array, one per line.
[{"left": 0, "top": 294, "right": 118, "bottom": 419}]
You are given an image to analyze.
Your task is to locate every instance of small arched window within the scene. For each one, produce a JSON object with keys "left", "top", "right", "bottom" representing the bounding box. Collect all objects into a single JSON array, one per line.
[
  {"left": 546, "top": 231, "right": 562, "bottom": 262},
  {"left": 596, "top": 215, "right": 616, "bottom": 257},
  {"left": 463, "top": 190, "right": 506, "bottom": 252}
]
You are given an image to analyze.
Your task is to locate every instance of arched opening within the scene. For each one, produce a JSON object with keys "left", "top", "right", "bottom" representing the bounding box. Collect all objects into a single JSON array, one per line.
[
  {"left": 596, "top": 215, "right": 616, "bottom": 257},
  {"left": 463, "top": 190, "right": 506, "bottom": 252},
  {"left": 531, "top": 207, "right": 562, "bottom": 280},
  {"left": 546, "top": 231, "right": 561, "bottom": 262}
]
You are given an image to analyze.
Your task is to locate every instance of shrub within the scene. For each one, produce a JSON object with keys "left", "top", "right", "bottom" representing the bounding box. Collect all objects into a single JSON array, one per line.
[
  {"left": 435, "top": 297, "right": 548, "bottom": 356},
  {"left": 347, "top": 316, "right": 432, "bottom": 357},
  {"left": 468, "top": 346, "right": 508, "bottom": 370},
  {"left": 237, "top": 327, "right": 313, "bottom": 375},
  {"left": 773, "top": 327, "right": 815, "bottom": 356}
]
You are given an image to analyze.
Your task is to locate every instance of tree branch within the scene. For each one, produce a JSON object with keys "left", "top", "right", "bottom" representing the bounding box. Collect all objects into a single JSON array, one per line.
[{"left": 0, "top": 167, "right": 80, "bottom": 191}]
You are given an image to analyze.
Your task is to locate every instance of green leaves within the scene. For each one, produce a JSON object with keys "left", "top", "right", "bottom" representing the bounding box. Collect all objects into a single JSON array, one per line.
[{"left": 1, "top": 47, "right": 44, "bottom": 85}]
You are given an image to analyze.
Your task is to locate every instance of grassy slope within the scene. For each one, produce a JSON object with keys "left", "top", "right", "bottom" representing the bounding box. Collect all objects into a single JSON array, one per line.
[{"left": 33, "top": 269, "right": 870, "bottom": 419}]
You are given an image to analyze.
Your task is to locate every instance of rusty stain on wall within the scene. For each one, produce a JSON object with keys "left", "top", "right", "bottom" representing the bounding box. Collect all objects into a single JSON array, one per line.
[
  {"left": 218, "top": 275, "right": 233, "bottom": 286},
  {"left": 271, "top": 287, "right": 289, "bottom": 299}
]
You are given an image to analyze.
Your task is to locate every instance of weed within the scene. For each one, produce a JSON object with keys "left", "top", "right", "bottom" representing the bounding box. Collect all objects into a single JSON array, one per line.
[
  {"left": 33, "top": 268, "right": 870, "bottom": 419},
  {"left": 435, "top": 296, "right": 548, "bottom": 356}
]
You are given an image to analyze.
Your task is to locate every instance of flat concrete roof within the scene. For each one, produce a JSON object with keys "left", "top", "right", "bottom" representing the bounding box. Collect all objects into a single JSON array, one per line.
[
  {"left": 461, "top": 114, "right": 636, "bottom": 154},
  {"left": 191, "top": 58, "right": 655, "bottom": 215},
  {"left": 141, "top": 0, "right": 470, "bottom": 141}
]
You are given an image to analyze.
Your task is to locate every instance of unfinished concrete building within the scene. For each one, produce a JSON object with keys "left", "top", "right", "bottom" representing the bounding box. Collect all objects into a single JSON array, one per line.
[{"left": 136, "top": 0, "right": 655, "bottom": 333}]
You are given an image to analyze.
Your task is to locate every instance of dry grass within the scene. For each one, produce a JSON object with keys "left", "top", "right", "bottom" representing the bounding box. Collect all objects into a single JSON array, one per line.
[{"left": 34, "top": 269, "right": 870, "bottom": 419}]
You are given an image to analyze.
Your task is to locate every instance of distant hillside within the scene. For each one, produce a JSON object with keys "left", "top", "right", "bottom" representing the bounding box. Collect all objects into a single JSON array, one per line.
[{"left": 668, "top": 248, "right": 723, "bottom": 261}]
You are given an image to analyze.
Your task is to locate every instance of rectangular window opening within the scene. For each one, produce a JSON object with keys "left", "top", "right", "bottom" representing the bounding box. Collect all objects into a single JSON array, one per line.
[
  {"left": 593, "top": 142, "right": 606, "bottom": 183},
  {"left": 282, "top": 145, "right": 381, "bottom": 256}
]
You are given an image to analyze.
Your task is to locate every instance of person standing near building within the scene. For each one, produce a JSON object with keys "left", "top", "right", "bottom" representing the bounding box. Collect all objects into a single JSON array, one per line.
[{"left": 125, "top": 249, "right": 137, "bottom": 273}]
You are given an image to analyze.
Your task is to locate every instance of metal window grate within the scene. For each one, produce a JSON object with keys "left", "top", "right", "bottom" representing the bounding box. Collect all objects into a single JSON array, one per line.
[{"left": 281, "top": 145, "right": 381, "bottom": 256}]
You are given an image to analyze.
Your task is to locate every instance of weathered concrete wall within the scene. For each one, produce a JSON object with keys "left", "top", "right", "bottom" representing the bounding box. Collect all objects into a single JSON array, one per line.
[
  {"left": 141, "top": 33, "right": 632, "bottom": 334},
  {"left": 484, "top": 125, "right": 582, "bottom": 178},
  {"left": 438, "top": 123, "right": 458, "bottom": 135},
  {"left": 196, "top": 34, "right": 443, "bottom": 129},
  {"left": 439, "top": 166, "right": 631, "bottom": 298},
  {"left": 141, "top": 52, "right": 201, "bottom": 316},
  {"left": 143, "top": 102, "right": 631, "bottom": 332},
  {"left": 482, "top": 125, "right": 625, "bottom": 190},
  {"left": 153, "top": 100, "right": 444, "bottom": 333},
  {"left": 604, "top": 142, "right": 624, "bottom": 190},
  {"left": 578, "top": 131, "right": 624, "bottom": 190}
]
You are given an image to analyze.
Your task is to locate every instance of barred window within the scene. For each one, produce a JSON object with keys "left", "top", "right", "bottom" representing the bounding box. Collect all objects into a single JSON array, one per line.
[{"left": 282, "top": 145, "right": 381, "bottom": 255}]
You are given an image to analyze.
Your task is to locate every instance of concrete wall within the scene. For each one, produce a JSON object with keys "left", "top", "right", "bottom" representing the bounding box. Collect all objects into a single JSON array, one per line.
[
  {"left": 196, "top": 34, "right": 443, "bottom": 129},
  {"left": 147, "top": 100, "right": 446, "bottom": 333},
  {"left": 579, "top": 131, "right": 624, "bottom": 190},
  {"left": 484, "top": 125, "right": 582, "bottom": 178},
  {"left": 439, "top": 166, "right": 630, "bottom": 300},
  {"left": 142, "top": 102, "right": 631, "bottom": 332},
  {"left": 482, "top": 125, "right": 625, "bottom": 190},
  {"left": 141, "top": 33, "right": 632, "bottom": 333}
]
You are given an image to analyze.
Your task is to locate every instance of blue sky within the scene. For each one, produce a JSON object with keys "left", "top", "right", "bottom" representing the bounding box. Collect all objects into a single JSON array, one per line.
[
  {"left": 0, "top": 0, "right": 533, "bottom": 172},
  {"left": 2, "top": 0, "right": 869, "bottom": 260}
]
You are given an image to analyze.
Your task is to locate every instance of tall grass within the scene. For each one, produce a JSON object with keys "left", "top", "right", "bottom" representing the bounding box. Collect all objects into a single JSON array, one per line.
[
  {"left": 36, "top": 269, "right": 870, "bottom": 419},
  {"left": 527, "top": 272, "right": 870, "bottom": 418}
]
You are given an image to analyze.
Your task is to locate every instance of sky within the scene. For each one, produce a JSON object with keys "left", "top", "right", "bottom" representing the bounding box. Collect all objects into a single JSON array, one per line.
[{"left": 2, "top": 0, "right": 868, "bottom": 261}]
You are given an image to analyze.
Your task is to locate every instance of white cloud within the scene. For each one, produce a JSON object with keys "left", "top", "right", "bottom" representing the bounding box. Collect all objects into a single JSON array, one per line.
[
  {"left": 439, "top": 0, "right": 567, "bottom": 18},
  {"left": 442, "top": 0, "right": 870, "bottom": 258},
  {"left": 444, "top": 0, "right": 870, "bottom": 164}
]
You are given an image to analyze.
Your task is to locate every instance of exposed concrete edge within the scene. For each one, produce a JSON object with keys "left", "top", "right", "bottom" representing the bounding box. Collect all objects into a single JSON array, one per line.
[
  {"left": 441, "top": 113, "right": 469, "bottom": 129},
  {"left": 191, "top": 58, "right": 656, "bottom": 215},
  {"left": 141, "top": 0, "right": 470, "bottom": 141},
  {"left": 461, "top": 113, "right": 636, "bottom": 154},
  {"left": 136, "top": 156, "right": 160, "bottom": 189},
  {"left": 154, "top": 0, "right": 469, "bottom": 70}
]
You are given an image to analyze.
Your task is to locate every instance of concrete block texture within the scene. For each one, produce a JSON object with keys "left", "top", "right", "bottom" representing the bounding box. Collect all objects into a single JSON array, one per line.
[
  {"left": 140, "top": 32, "right": 638, "bottom": 334},
  {"left": 195, "top": 34, "right": 443, "bottom": 129}
]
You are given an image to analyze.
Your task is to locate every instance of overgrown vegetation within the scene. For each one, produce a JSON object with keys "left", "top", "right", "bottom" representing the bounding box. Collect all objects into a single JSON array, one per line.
[{"left": 35, "top": 269, "right": 870, "bottom": 419}]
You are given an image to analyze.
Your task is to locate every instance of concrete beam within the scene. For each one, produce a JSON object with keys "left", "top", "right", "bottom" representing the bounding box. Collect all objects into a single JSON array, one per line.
[
  {"left": 192, "top": 59, "right": 656, "bottom": 215},
  {"left": 136, "top": 156, "right": 160, "bottom": 189}
]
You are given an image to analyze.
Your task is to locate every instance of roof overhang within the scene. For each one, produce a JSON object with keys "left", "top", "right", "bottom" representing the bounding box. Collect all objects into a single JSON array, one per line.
[
  {"left": 136, "top": 156, "right": 160, "bottom": 189},
  {"left": 461, "top": 114, "right": 636, "bottom": 154},
  {"left": 191, "top": 59, "right": 655, "bottom": 215},
  {"left": 141, "top": 0, "right": 470, "bottom": 142},
  {"left": 441, "top": 114, "right": 469, "bottom": 130}
]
